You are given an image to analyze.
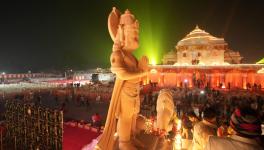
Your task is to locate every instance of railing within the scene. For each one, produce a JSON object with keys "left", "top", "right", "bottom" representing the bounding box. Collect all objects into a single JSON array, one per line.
[{"left": 4, "top": 101, "right": 63, "bottom": 150}]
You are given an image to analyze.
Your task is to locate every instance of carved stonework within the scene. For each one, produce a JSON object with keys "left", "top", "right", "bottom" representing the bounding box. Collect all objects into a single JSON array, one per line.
[
  {"left": 163, "top": 26, "right": 243, "bottom": 65},
  {"left": 156, "top": 89, "right": 175, "bottom": 133},
  {"left": 96, "top": 7, "right": 148, "bottom": 150}
]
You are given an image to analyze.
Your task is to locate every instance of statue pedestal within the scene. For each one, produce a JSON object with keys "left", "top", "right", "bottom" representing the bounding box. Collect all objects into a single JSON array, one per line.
[
  {"left": 114, "top": 132, "right": 174, "bottom": 150},
  {"left": 114, "top": 133, "right": 193, "bottom": 150},
  {"left": 136, "top": 133, "right": 172, "bottom": 150}
]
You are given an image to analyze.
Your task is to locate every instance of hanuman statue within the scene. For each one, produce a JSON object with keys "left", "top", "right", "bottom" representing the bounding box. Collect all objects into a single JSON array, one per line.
[{"left": 96, "top": 7, "right": 149, "bottom": 150}]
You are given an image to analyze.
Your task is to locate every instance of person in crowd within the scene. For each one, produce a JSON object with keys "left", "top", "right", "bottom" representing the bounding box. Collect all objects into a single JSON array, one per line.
[
  {"left": 92, "top": 113, "right": 102, "bottom": 129},
  {"left": 228, "top": 82, "right": 231, "bottom": 90},
  {"left": 258, "top": 84, "right": 262, "bottom": 91},
  {"left": 96, "top": 95, "right": 101, "bottom": 103},
  {"left": 86, "top": 98, "right": 90, "bottom": 109},
  {"left": 37, "top": 95, "right": 41, "bottom": 105},
  {"left": 60, "top": 102, "right": 66, "bottom": 112},
  {"left": 188, "top": 111, "right": 200, "bottom": 127},
  {"left": 65, "top": 96, "right": 69, "bottom": 103},
  {"left": 55, "top": 95, "right": 59, "bottom": 105},
  {"left": 182, "top": 113, "right": 193, "bottom": 139},
  {"left": 192, "top": 106, "right": 218, "bottom": 150},
  {"left": 188, "top": 111, "right": 200, "bottom": 137},
  {"left": 80, "top": 95, "right": 85, "bottom": 106},
  {"left": 205, "top": 107, "right": 263, "bottom": 150},
  {"left": 217, "top": 121, "right": 229, "bottom": 137},
  {"left": 176, "top": 101, "right": 181, "bottom": 117}
]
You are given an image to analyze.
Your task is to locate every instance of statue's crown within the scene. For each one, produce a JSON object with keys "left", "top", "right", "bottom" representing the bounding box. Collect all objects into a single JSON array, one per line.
[
  {"left": 108, "top": 7, "right": 139, "bottom": 41},
  {"left": 120, "top": 9, "right": 138, "bottom": 27}
]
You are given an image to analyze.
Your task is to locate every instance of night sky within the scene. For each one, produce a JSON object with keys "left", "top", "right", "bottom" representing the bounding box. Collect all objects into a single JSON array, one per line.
[{"left": 0, "top": 0, "right": 263, "bottom": 73}]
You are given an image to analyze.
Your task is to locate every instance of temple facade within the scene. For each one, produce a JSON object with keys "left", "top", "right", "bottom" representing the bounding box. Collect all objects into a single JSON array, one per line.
[
  {"left": 146, "top": 64, "right": 264, "bottom": 90},
  {"left": 162, "top": 26, "right": 243, "bottom": 65},
  {"left": 149, "top": 26, "right": 264, "bottom": 90}
]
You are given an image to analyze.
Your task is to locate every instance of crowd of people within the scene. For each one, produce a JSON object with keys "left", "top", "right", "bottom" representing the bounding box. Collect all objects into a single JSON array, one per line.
[
  {"left": 1, "top": 80, "right": 264, "bottom": 149},
  {"left": 140, "top": 86, "right": 264, "bottom": 149},
  {"left": 190, "top": 106, "right": 263, "bottom": 150}
]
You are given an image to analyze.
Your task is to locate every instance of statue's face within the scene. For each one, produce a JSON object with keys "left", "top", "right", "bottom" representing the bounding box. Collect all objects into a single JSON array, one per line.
[{"left": 123, "top": 24, "right": 139, "bottom": 52}]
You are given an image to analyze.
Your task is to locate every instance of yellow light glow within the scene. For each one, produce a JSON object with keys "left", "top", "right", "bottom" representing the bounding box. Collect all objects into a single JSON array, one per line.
[
  {"left": 177, "top": 120, "right": 182, "bottom": 130},
  {"left": 221, "top": 84, "right": 226, "bottom": 89},
  {"left": 150, "top": 69, "right": 158, "bottom": 74},
  {"left": 151, "top": 59, "right": 156, "bottom": 65},
  {"left": 174, "top": 133, "right": 182, "bottom": 150},
  {"left": 174, "top": 119, "right": 182, "bottom": 150},
  {"left": 114, "top": 132, "right": 118, "bottom": 137}
]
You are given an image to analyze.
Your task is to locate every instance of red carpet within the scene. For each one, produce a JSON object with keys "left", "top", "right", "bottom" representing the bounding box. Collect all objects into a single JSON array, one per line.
[{"left": 63, "top": 124, "right": 101, "bottom": 150}]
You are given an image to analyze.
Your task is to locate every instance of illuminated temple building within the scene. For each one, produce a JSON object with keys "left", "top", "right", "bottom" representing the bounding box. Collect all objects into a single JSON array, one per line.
[{"left": 148, "top": 26, "right": 264, "bottom": 89}]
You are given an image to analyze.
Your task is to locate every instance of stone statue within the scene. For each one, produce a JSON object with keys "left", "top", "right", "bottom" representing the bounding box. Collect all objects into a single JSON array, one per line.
[
  {"left": 156, "top": 89, "right": 175, "bottom": 135},
  {"left": 96, "top": 7, "right": 149, "bottom": 150}
]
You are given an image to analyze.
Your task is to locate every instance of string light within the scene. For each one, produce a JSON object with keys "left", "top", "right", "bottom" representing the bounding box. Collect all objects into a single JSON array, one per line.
[{"left": 144, "top": 119, "right": 153, "bottom": 134}]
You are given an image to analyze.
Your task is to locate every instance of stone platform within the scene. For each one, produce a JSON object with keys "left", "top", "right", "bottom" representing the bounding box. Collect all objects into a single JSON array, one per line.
[{"left": 114, "top": 133, "right": 192, "bottom": 150}]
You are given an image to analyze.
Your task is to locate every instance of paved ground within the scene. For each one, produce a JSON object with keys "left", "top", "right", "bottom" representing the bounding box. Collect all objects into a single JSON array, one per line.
[{"left": 39, "top": 95, "right": 110, "bottom": 123}]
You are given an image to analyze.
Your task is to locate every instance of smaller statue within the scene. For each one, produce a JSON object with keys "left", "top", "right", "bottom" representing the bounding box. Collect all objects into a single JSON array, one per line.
[{"left": 156, "top": 89, "right": 175, "bottom": 135}]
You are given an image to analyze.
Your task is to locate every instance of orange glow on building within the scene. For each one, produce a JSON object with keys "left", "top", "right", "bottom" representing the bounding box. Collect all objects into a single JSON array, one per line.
[{"left": 145, "top": 65, "right": 264, "bottom": 89}]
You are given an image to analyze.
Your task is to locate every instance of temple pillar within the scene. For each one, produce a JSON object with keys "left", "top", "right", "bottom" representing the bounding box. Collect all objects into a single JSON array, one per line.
[
  {"left": 219, "top": 73, "right": 225, "bottom": 88},
  {"left": 210, "top": 74, "right": 215, "bottom": 88},
  {"left": 187, "top": 73, "right": 193, "bottom": 88},
  {"left": 214, "top": 74, "right": 218, "bottom": 88},
  {"left": 160, "top": 73, "right": 164, "bottom": 87},
  {"left": 242, "top": 74, "right": 247, "bottom": 89},
  {"left": 216, "top": 73, "right": 220, "bottom": 87},
  {"left": 176, "top": 74, "right": 180, "bottom": 87}
]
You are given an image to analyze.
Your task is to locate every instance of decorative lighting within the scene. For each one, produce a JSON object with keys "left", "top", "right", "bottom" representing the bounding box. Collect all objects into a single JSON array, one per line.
[
  {"left": 150, "top": 69, "right": 158, "bottom": 74},
  {"left": 144, "top": 119, "right": 153, "bottom": 134},
  {"left": 174, "top": 119, "right": 182, "bottom": 150},
  {"left": 200, "top": 90, "right": 205, "bottom": 94},
  {"left": 184, "top": 79, "right": 188, "bottom": 83},
  {"left": 27, "top": 108, "right": 31, "bottom": 115},
  {"left": 198, "top": 62, "right": 205, "bottom": 66},
  {"left": 174, "top": 134, "right": 182, "bottom": 149}
]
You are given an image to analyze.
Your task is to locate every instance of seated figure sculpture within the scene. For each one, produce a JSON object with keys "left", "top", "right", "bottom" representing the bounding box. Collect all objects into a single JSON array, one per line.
[
  {"left": 95, "top": 7, "right": 149, "bottom": 150},
  {"left": 156, "top": 89, "right": 175, "bottom": 135}
]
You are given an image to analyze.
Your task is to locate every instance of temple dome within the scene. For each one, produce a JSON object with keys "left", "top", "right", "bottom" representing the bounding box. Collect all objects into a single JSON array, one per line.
[{"left": 177, "top": 25, "right": 226, "bottom": 46}]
